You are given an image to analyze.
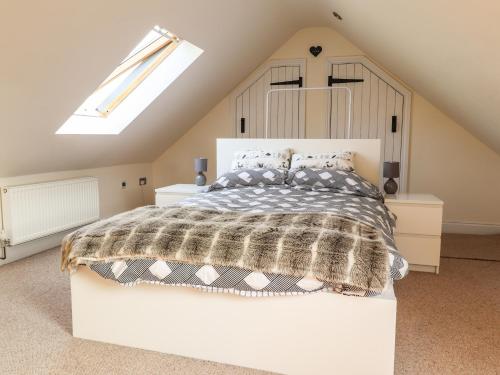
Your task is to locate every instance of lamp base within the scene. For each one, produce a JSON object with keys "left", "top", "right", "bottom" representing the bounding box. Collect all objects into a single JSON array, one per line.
[
  {"left": 195, "top": 172, "right": 206, "bottom": 186},
  {"left": 384, "top": 178, "right": 398, "bottom": 195}
]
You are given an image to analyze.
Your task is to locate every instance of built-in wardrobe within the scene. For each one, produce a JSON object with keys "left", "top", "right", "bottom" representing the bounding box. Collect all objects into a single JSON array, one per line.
[{"left": 232, "top": 56, "right": 411, "bottom": 191}]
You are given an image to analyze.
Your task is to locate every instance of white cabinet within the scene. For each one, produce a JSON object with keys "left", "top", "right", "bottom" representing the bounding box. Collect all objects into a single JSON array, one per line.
[
  {"left": 385, "top": 194, "right": 443, "bottom": 274},
  {"left": 155, "top": 184, "right": 207, "bottom": 207}
]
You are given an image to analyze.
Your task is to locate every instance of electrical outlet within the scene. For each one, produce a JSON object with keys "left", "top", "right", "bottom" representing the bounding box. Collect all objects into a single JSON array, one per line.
[
  {"left": 121, "top": 181, "right": 127, "bottom": 189},
  {"left": 139, "top": 177, "right": 147, "bottom": 186}
]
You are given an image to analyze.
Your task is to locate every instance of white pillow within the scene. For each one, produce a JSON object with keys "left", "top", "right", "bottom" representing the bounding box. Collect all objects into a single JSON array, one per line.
[
  {"left": 290, "top": 151, "right": 354, "bottom": 171},
  {"left": 231, "top": 149, "right": 291, "bottom": 171}
]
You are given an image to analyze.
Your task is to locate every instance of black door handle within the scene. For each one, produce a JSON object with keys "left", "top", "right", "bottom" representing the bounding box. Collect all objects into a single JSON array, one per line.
[{"left": 240, "top": 118, "right": 246, "bottom": 133}]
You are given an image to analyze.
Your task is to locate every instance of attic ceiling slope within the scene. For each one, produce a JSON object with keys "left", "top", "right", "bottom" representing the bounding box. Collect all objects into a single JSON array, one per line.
[
  {"left": 0, "top": 0, "right": 322, "bottom": 177},
  {"left": 5, "top": 0, "right": 495, "bottom": 178},
  {"left": 324, "top": 0, "right": 500, "bottom": 154}
]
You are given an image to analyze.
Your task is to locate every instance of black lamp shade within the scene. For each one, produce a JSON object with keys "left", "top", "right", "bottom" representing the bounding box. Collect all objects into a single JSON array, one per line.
[
  {"left": 383, "top": 162, "right": 400, "bottom": 178},
  {"left": 194, "top": 158, "right": 208, "bottom": 173}
]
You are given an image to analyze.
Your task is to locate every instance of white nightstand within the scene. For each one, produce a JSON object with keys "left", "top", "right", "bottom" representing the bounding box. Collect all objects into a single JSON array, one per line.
[
  {"left": 385, "top": 193, "right": 444, "bottom": 274},
  {"left": 155, "top": 184, "right": 207, "bottom": 207}
]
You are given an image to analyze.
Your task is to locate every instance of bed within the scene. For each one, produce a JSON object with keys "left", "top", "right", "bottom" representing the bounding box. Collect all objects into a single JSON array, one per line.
[{"left": 66, "top": 138, "right": 408, "bottom": 375}]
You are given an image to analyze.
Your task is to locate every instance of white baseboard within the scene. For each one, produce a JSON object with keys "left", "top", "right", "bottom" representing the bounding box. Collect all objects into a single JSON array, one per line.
[{"left": 442, "top": 221, "right": 500, "bottom": 235}]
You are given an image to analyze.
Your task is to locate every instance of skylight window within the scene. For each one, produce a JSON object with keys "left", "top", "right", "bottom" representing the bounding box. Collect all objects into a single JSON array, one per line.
[{"left": 57, "top": 26, "right": 203, "bottom": 135}]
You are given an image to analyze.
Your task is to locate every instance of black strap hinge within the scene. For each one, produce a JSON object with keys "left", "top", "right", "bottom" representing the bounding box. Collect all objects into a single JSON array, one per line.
[
  {"left": 270, "top": 76, "right": 303, "bottom": 87},
  {"left": 328, "top": 76, "right": 364, "bottom": 86}
]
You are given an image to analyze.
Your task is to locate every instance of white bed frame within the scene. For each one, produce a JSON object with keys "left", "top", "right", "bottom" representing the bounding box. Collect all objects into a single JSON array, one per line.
[{"left": 71, "top": 138, "right": 397, "bottom": 375}]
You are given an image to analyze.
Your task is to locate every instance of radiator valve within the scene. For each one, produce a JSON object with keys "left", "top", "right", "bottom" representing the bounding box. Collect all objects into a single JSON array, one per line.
[{"left": 0, "top": 231, "right": 10, "bottom": 247}]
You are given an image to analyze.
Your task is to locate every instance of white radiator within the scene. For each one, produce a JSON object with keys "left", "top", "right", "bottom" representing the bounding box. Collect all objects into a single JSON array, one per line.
[{"left": 0, "top": 177, "right": 99, "bottom": 246}]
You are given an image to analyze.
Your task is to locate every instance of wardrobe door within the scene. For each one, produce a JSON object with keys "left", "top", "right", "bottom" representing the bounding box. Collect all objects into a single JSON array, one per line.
[
  {"left": 234, "top": 60, "right": 305, "bottom": 139},
  {"left": 328, "top": 59, "right": 410, "bottom": 191}
]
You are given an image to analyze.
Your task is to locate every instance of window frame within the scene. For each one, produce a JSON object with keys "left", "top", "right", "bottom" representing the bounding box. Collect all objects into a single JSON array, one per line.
[{"left": 56, "top": 26, "right": 203, "bottom": 135}]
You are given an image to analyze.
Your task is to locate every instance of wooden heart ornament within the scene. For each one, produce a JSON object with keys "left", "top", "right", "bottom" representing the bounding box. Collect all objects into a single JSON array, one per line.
[{"left": 309, "top": 46, "right": 322, "bottom": 57}]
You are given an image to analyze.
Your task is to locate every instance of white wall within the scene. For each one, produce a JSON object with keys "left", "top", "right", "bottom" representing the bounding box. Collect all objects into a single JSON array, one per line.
[
  {"left": 153, "top": 27, "right": 500, "bottom": 233},
  {"left": 0, "top": 163, "right": 154, "bottom": 264}
]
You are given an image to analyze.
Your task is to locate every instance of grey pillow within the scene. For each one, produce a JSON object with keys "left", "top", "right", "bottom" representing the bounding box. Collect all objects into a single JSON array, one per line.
[
  {"left": 208, "top": 168, "right": 286, "bottom": 191},
  {"left": 287, "top": 168, "right": 384, "bottom": 201}
]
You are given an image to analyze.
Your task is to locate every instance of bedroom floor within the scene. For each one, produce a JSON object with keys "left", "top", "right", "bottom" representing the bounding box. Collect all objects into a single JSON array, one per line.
[{"left": 0, "top": 234, "right": 498, "bottom": 375}]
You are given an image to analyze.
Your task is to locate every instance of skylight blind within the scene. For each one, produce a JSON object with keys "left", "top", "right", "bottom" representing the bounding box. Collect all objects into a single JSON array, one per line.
[
  {"left": 75, "top": 26, "right": 179, "bottom": 118},
  {"left": 96, "top": 41, "right": 177, "bottom": 116}
]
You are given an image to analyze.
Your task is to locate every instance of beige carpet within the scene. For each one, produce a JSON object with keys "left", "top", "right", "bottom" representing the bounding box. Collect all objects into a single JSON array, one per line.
[
  {"left": 0, "top": 235, "right": 498, "bottom": 375},
  {"left": 441, "top": 233, "right": 500, "bottom": 260}
]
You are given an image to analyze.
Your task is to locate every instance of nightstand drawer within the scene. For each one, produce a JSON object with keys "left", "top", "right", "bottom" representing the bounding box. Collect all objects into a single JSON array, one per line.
[
  {"left": 394, "top": 234, "right": 441, "bottom": 267},
  {"left": 388, "top": 204, "right": 442, "bottom": 235},
  {"left": 156, "top": 193, "right": 191, "bottom": 207}
]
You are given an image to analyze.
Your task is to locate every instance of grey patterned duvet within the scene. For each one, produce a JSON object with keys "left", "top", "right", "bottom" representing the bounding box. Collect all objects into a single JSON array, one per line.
[{"left": 81, "top": 185, "right": 408, "bottom": 297}]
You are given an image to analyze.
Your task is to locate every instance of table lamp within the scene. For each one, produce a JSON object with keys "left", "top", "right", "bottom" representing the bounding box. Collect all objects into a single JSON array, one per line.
[
  {"left": 194, "top": 158, "right": 208, "bottom": 186},
  {"left": 383, "top": 161, "right": 399, "bottom": 194}
]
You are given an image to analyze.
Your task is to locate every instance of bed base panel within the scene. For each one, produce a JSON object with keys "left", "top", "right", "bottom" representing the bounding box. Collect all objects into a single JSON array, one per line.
[{"left": 71, "top": 267, "right": 396, "bottom": 375}]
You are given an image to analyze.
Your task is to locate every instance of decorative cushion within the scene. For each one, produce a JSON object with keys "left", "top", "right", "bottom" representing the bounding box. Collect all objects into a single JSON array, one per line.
[
  {"left": 208, "top": 168, "right": 287, "bottom": 191},
  {"left": 287, "top": 168, "right": 383, "bottom": 201},
  {"left": 289, "top": 151, "right": 354, "bottom": 172},
  {"left": 230, "top": 149, "right": 291, "bottom": 171}
]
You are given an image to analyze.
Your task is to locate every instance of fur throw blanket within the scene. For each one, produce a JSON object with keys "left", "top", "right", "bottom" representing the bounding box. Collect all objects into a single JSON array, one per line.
[{"left": 61, "top": 206, "right": 390, "bottom": 293}]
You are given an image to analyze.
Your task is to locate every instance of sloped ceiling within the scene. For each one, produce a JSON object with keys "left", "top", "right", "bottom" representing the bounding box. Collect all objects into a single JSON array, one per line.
[
  {"left": 317, "top": 0, "right": 500, "bottom": 154},
  {"left": 0, "top": 0, "right": 322, "bottom": 177},
  {"left": 1, "top": 0, "right": 499, "bottom": 177}
]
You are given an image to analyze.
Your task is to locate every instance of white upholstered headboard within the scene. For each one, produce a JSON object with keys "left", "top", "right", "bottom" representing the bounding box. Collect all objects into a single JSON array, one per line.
[{"left": 216, "top": 138, "right": 382, "bottom": 186}]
